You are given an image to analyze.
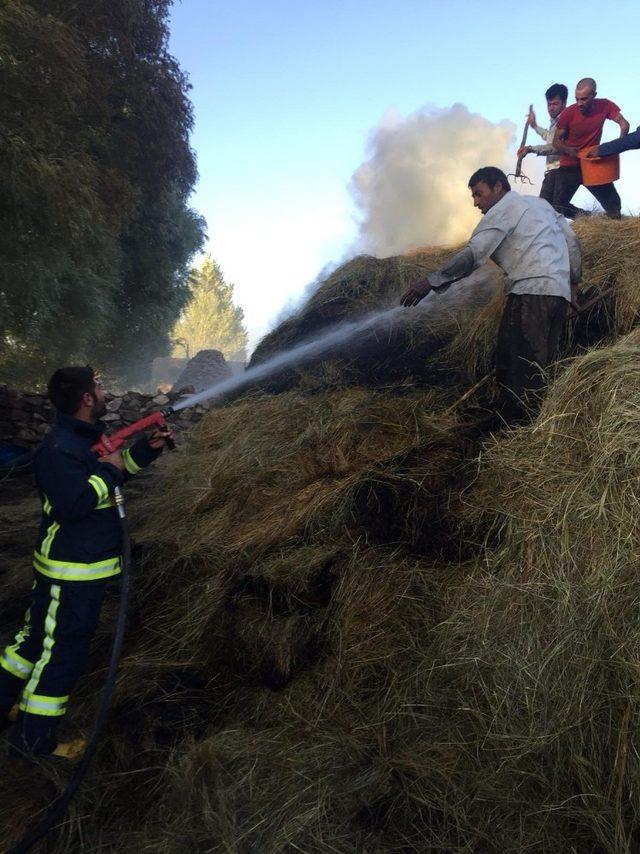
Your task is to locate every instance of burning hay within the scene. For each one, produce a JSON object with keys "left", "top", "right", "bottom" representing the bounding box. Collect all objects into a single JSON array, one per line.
[
  {"left": 248, "top": 250, "right": 506, "bottom": 393},
  {"left": 128, "top": 319, "right": 640, "bottom": 854},
  {"left": 249, "top": 217, "right": 640, "bottom": 396},
  {"left": 3, "top": 219, "right": 640, "bottom": 852}
]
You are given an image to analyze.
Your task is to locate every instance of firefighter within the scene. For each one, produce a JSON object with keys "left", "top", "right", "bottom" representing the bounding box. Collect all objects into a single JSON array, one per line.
[{"left": 0, "top": 366, "right": 172, "bottom": 758}]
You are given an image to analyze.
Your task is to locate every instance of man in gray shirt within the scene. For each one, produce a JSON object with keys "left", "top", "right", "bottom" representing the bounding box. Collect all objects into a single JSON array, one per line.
[
  {"left": 518, "top": 83, "right": 584, "bottom": 219},
  {"left": 401, "top": 166, "right": 582, "bottom": 424}
]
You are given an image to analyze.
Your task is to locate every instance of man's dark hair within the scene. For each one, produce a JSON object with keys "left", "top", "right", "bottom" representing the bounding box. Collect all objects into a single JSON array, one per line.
[
  {"left": 545, "top": 83, "right": 568, "bottom": 102},
  {"left": 468, "top": 167, "right": 510, "bottom": 193},
  {"left": 48, "top": 366, "right": 96, "bottom": 414}
]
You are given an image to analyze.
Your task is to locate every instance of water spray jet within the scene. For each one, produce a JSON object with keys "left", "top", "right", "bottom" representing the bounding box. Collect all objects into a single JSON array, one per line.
[{"left": 172, "top": 304, "right": 407, "bottom": 411}]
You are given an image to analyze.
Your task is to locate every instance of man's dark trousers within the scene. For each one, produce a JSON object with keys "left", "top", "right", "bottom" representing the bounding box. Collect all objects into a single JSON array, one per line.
[
  {"left": 496, "top": 293, "right": 567, "bottom": 424},
  {"left": 554, "top": 165, "right": 621, "bottom": 219},
  {"left": 0, "top": 575, "right": 106, "bottom": 754},
  {"left": 540, "top": 170, "right": 585, "bottom": 219}
]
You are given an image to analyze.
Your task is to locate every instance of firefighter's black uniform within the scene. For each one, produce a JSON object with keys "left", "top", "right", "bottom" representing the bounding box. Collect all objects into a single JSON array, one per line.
[{"left": 0, "top": 411, "right": 160, "bottom": 755}]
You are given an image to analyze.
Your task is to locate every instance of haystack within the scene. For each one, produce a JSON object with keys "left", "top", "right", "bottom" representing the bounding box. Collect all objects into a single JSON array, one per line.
[
  {"left": 574, "top": 215, "right": 640, "bottom": 331},
  {"left": 3, "top": 218, "right": 640, "bottom": 853},
  {"left": 1, "top": 383, "right": 474, "bottom": 851},
  {"left": 426, "top": 325, "right": 640, "bottom": 852},
  {"left": 116, "top": 387, "right": 468, "bottom": 689},
  {"left": 248, "top": 217, "right": 640, "bottom": 395},
  {"left": 123, "top": 318, "right": 640, "bottom": 854},
  {"left": 248, "top": 251, "right": 506, "bottom": 393}
]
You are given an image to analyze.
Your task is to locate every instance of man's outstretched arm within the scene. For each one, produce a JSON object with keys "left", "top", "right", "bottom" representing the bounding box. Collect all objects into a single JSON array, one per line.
[
  {"left": 400, "top": 246, "right": 476, "bottom": 306},
  {"left": 401, "top": 224, "right": 506, "bottom": 306}
]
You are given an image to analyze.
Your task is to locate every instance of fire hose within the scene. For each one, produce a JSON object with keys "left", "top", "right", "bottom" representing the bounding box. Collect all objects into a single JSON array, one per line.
[{"left": 6, "top": 410, "right": 176, "bottom": 854}]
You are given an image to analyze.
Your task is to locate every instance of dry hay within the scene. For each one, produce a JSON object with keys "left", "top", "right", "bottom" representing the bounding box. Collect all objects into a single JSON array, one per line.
[
  {"left": 428, "top": 326, "right": 640, "bottom": 852},
  {"left": 574, "top": 215, "right": 640, "bottom": 332},
  {"left": 132, "top": 546, "right": 468, "bottom": 854},
  {"left": 116, "top": 387, "right": 468, "bottom": 688},
  {"left": 1, "top": 385, "right": 473, "bottom": 851},
  {"left": 34, "top": 326, "right": 640, "bottom": 853},
  {"left": 248, "top": 250, "right": 507, "bottom": 394},
  {"left": 247, "top": 217, "right": 640, "bottom": 397},
  {"left": 53, "top": 546, "right": 466, "bottom": 854},
  {"left": 56, "top": 329, "right": 640, "bottom": 853},
  {"left": 116, "top": 324, "right": 640, "bottom": 854},
  {"left": 3, "top": 221, "right": 640, "bottom": 852}
]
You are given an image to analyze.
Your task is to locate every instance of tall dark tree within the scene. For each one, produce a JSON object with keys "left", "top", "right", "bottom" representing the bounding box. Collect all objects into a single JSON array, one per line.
[{"left": 0, "top": 0, "right": 205, "bottom": 386}]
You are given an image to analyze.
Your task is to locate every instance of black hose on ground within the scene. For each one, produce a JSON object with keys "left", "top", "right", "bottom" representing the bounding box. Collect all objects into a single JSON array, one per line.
[{"left": 6, "top": 486, "right": 132, "bottom": 854}]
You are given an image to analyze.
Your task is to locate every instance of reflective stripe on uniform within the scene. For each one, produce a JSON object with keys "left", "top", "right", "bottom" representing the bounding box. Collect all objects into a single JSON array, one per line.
[
  {"left": 88, "top": 475, "right": 109, "bottom": 503},
  {"left": 122, "top": 448, "right": 141, "bottom": 475},
  {"left": 19, "top": 692, "right": 69, "bottom": 717},
  {"left": 95, "top": 497, "right": 115, "bottom": 510},
  {"left": 0, "top": 648, "right": 34, "bottom": 680},
  {"left": 1, "top": 582, "right": 36, "bottom": 679},
  {"left": 40, "top": 520, "right": 60, "bottom": 558},
  {"left": 13, "top": 601, "right": 32, "bottom": 649},
  {"left": 20, "top": 584, "right": 61, "bottom": 714},
  {"left": 44, "top": 484, "right": 113, "bottom": 516},
  {"left": 33, "top": 552, "right": 121, "bottom": 581}
]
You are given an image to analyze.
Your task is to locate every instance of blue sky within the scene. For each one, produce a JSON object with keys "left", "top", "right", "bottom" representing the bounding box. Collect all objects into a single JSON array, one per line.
[{"left": 168, "top": 0, "right": 640, "bottom": 348}]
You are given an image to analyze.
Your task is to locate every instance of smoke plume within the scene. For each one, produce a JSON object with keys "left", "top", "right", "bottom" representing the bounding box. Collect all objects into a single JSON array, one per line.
[{"left": 351, "top": 103, "right": 515, "bottom": 256}]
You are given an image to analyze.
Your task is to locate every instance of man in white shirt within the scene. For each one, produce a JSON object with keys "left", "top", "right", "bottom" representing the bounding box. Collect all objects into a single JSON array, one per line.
[{"left": 401, "top": 166, "right": 582, "bottom": 424}]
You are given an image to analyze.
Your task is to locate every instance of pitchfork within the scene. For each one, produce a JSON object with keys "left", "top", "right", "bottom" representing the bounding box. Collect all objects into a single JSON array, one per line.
[{"left": 509, "top": 103, "right": 534, "bottom": 185}]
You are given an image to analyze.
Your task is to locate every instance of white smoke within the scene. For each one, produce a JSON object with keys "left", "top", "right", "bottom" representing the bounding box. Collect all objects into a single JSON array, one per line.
[{"left": 351, "top": 103, "right": 516, "bottom": 256}]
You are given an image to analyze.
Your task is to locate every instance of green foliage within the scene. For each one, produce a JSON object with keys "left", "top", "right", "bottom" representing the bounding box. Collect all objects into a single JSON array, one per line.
[
  {"left": 0, "top": 0, "right": 205, "bottom": 387},
  {"left": 172, "top": 256, "right": 248, "bottom": 362}
]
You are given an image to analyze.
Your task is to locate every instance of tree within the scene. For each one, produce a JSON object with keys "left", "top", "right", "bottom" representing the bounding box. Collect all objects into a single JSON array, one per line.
[
  {"left": 172, "top": 257, "right": 248, "bottom": 362},
  {"left": 0, "top": 0, "right": 205, "bottom": 387}
]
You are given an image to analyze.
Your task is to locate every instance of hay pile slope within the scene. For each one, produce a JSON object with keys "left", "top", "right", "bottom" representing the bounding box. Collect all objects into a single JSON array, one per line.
[
  {"left": 3, "top": 220, "right": 640, "bottom": 853},
  {"left": 126, "top": 327, "right": 640, "bottom": 854},
  {"left": 574, "top": 215, "right": 640, "bottom": 330},
  {"left": 0, "top": 385, "right": 473, "bottom": 851},
  {"left": 249, "top": 250, "right": 506, "bottom": 392},
  {"left": 32, "top": 327, "right": 640, "bottom": 853},
  {"left": 248, "top": 217, "right": 640, "bottom": 395},
  {"left": 119, "top": 387, "right": 468, "bottom": 688},
  {"left": 429, "top": 326, "right": 640, "bottom": 852}
]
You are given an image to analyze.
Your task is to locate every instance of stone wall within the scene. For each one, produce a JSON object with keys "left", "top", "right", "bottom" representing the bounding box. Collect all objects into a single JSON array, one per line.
[
  {"left": 0, "top": 384, "right": 209, "bottom": 448},
  {"left": 0, "top": 386, "right": 55, "bottom": 446}
]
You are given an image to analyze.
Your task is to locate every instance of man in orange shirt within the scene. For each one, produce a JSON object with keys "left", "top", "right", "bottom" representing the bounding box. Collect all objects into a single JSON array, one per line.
[{"left": 552, "top": 78, "right": 629, "bottom": 219}]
